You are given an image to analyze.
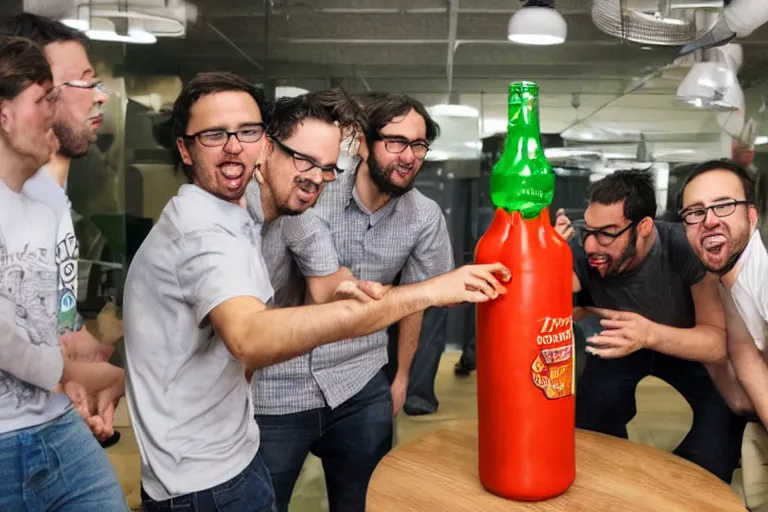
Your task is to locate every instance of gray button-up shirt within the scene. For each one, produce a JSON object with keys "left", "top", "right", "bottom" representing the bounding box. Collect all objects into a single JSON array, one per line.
[{"left": 251, "top": 170, "right": 454, "bottom": 414}]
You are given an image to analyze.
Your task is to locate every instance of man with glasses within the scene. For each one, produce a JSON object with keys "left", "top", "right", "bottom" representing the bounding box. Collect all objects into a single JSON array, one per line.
[
  {"left": 679, "top": 160, "right": 768, "bottom": 511},
  {"left": 122, "top": 71, "right": 508, "bottom": 511},
  {"left": 253, "top": 92, "right": 453, "bottom": 512},
  {"left": 0, "top": 35, "right": 127, "bottom": 511},
  {"left": 0, "top": 14, "right": 119, "bottom": 444},
  {"left": 555, "top": 169, "right": 745, "bottom": 483}
]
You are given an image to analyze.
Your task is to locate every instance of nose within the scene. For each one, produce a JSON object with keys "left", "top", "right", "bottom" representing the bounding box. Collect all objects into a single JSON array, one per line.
[
  {"left": 223, "top": 134, "right": 243, "bottom": 154},
  {"left": 305, "top": 167, "right": 325, "bottom": 185},
  {"left": 398, "top": 145, "right": 417, "bottom": 165},
  {"left": 583, "top": 234, "right": 599, "bottom": 254},
  {"left": 702, "top": 208, "right": 720, "bottom": 229},
  {"left": 93, "top": 86, "right": 110, "bottom": 107}
]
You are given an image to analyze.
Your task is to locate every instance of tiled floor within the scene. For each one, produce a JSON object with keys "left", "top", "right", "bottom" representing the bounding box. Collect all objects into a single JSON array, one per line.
[{"left": 106, "top": 351, "right": 745, "bottom": 511}]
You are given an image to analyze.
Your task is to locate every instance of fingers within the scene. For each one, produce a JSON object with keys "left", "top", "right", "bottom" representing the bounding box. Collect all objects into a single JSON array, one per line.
[
  {"left": 586, "top": 334, "right": 625, "bottom": 349},
  {"left": 465, "top": 276, "right": 498, "bottom": 300},
  {"left": 252, "top": 167, "right": 265, "bottom": 185},
  {"left": 356, "top": 280, "right": 386, "bottom": 300},
  {"left": 475, "top": 263, "right": 511, "bottom": 283},
  {"left": 461, "top": 290, "right": 492, "bottom": 304},
  {"left": 585, "top": 347, "right": 626, "bottom": 359},
  {"left": 599, "top": 319, "right": 630, "bottom": 329},
  {"left": 334, "top": 280, "right": 373, "bottom": 303}
]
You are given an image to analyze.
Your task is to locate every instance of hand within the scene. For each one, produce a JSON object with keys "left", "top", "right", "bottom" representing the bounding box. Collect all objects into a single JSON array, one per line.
[
  {"left": 333, "top": 280, "right": 390, "bottom": 303},
  {"left": 426, "top": 263, "right": 510, "bottom": 307},
  {"left": 59, "top": 379, "right": 118, "bottom": 442},
  {"left": 584, "top": 307, "right": 655, "bottom": 358},
  {"left": 390, "top": 374, "right": 408, "bottom": 416},
  {"left": 554, "top": 208, "right": 574, "bottom": 242},
  {"left": 60, "top": 327, "right": 114, "bottom": 362}
]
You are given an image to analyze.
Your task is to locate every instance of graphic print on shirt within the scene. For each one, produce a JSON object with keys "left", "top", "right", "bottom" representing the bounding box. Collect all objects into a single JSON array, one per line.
[
  {"left": 0, "top": 227, "right": 58, "bottom": 407},
  {"left": 55, "top": 226, "right": 79, "bottom": 331}
]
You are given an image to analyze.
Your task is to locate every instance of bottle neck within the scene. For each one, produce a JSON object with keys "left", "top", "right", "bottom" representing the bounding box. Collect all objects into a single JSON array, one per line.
[{"left": 504, "top": 92, "right": 542, "bottom": 153}]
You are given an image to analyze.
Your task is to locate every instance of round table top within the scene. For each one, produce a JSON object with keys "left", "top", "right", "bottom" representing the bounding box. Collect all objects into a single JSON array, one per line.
[{"left": 367, "top": 420, "right": 745, "bottom": 511}]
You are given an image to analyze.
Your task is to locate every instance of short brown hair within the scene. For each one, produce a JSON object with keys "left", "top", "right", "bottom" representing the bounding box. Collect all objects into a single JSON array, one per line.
[
  {"left": 268, "top": 88, "right": 366, "bottom": 142},
  {"left": 0, "top": 35, "right": 52, "bottom": 101},
  {"left": 0, "top": 13, "right": 90, "bottom": 49},
  {"left": 172, "top": 71, "right": 267, "bottom": 182},
  {"left": 361, "top": 93, "right": 439, "bottom": 146}
]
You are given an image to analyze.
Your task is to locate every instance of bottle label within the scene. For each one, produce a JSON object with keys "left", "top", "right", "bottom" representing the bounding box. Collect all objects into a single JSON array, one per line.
[{"left": 531, "top": 316, "right": 574, "bottom": 400}]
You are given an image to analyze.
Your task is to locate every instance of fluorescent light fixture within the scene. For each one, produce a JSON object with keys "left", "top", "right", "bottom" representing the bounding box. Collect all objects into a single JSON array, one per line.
[
  {"left": 507, "top": 3, "right": 567, "bottom": 46},
  {"left": 428, "top": 104, "right": 479, "bottom": 117},
  {"left": 62, "top": 17, "right": 157, "bottom": 44},
  {"left": 275, "top": 86, "right": 310, "bottom": 99},
  {"left": 756, "top": 136, "right": 768, "bottom": 145},
  {"left": 676, "top": 62, "right": 740, "bottom": 111}
]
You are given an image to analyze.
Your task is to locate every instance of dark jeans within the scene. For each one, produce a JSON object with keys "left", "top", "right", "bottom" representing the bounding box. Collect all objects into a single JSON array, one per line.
[
  {"left": 386, "top": 307, "right": 447, "bottom": 414},
  {"left": 141, "top": 453, "right": 276, "bottom": 512},
  {"left": 255, "top": 370, "right": 393, "bottom": 512},
  {"left": 577, "top": 349, "right": 747, "bottom": 483}
]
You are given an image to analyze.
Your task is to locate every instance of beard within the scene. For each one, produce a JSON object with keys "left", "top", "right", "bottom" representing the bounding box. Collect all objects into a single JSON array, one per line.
[
  {"left": 54, "top": 120, "right": 90, "bottom": 159},
  {"left": 605, "top": 227, "right": 639, "bottom": 278},
  {"left": 368, "top": 153, "right": 416, "bottom": 198}
]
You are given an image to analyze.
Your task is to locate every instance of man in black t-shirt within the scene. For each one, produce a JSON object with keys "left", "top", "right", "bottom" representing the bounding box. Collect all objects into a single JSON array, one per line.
[{"left": 557, "top": 170, "right": 745, "bottom": 483}]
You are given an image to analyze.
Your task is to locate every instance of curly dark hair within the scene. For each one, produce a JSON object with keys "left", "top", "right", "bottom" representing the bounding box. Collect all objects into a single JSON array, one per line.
[
  {"left": 267, "top": 87, "right": 366, "bottom": 142},
  {"left": 588, "top": 169, "right": 657, "bottom": 222}
]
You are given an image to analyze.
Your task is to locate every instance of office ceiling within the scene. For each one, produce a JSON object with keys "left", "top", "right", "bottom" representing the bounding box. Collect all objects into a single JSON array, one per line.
[{"left": 117, "top": 0, "right": 768, "bottom": 160}]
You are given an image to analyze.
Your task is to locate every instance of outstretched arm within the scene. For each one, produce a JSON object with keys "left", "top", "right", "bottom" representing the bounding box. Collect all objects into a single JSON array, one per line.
[{"left": 213, "top": 264, "right": 508, "bottom": 370}]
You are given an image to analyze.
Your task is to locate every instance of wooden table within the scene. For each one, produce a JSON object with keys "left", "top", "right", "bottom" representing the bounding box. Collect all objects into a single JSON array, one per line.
[{"left": 367, "top": 420, "right": 745, "bottom": 511}]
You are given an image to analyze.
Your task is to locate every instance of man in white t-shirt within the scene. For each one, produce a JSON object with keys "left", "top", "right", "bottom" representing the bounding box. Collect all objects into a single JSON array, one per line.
[
  {"left": 0, "top": 35, "right": 127, "bottom": 511},
  {"left": 123, "top": 71, "right": 508, "bottom": 511},
  {"left": 679, "top": 159, "right": 768, "bottom": 511}
]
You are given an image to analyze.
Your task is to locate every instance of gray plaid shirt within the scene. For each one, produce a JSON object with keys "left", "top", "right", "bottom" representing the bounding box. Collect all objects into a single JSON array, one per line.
[{"left": 251, "top": 170, "right": 454, "bottom": 414}]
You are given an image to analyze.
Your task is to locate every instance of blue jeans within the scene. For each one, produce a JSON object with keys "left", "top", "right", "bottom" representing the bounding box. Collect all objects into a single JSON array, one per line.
[
  {"left": 141, "top": 453, "right": 276, "bottom": 512},
  {"left": 256, "top": 370, "right": 393, "bottom": 512},
  {"left": 0, "top": 407, "right": 127, "bottom": 511},
  {"left": 577, "top": 348, "right": 746, "bottom": 483}
]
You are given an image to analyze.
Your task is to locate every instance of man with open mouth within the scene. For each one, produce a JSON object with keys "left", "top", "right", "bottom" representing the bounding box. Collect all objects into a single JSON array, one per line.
[
  {"left": 678, "top": 159, "right": 768, "bottom": 511},
  {"left": 252, "top": 92, "right": 454, "bottom": 512},
  {"left": 556, "top": 169, "right": 745, "bottom": 484},
  {"left": 121, "top": 72, "right": 508, "bottom": 512}
]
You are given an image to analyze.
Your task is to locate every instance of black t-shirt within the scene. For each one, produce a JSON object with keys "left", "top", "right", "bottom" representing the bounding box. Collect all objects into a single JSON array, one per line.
[{"left": 571, "top": 221, "right": 706, "bottom": 329}]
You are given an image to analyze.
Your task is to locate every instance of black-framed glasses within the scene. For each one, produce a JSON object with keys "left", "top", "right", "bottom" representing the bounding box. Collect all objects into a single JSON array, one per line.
[
  {"left": 375, "top": 134, "right": 430, "bottom": 159},
  {"left": 678, "top": 200, "right": 749, "bottom": 225},
  {"left": 183, "top": 123, "right": 266, "bottom": 148},
  {"left": 271, "top": 136, "right": 343, "bottom": 175},
  {"left": 575, "top": 220, "right": 636, "bottom": 247}
]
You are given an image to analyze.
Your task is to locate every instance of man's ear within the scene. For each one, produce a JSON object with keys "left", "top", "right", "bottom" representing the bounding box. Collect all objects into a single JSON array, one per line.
[
  {"left": 638, "top": 216, "right": 654, "bottom": 237},
  {"left": 749, "top": 204, "right": 759, "bottom": 231},
  {"left": 0, "top": 100, "right": 13, "bottom": 135},
  {"left": 176, "top": 137, "right": 192, "bottom": 167}
]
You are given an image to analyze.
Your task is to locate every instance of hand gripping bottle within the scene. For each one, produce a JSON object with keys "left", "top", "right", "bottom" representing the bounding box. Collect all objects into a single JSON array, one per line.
[{"left": 474, "top": 81, "right": 575, "bottom": 501}]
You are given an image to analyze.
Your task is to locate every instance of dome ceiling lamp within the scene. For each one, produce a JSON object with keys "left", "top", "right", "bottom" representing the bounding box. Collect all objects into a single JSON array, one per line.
[{"left": 507, "top": 0, "right": 567, "bottom": 46}]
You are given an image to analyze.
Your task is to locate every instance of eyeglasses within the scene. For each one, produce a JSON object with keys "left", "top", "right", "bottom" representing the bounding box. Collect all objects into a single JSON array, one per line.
[
  {"left": 60, "top": 79, "right": 112, "bottom": 96},
  {"left": 271, "top": 136, "right": 343, "bottom": 175},
  {"left": 678, "top": 200, "right": 749, "bottom": 225},
  {"left": 183, "top": 123, "right": 266, "bottom": 148},
  {"left": 375, "top": 134, "right": 430, "bottom": 159},
  {"left": 576, "top": 220, "right": 636, "bottom": 247}
]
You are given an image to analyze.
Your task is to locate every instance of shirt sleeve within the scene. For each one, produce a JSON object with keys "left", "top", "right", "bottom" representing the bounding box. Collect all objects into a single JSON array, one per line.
[
  {"left": 281, "top": 210, "right": 341, "bottom": 277},
  {"left": 176, "top": 228, "right": 274, "bottom": 325},
  {"left": 400, "top": 202, "right": 455, "bottom": 285},
  {"left": 0, "top": 295, "right": 63, "bottom": 391},
  {"left": 668, "top": 223, "right": 707, "bottom": 287}
]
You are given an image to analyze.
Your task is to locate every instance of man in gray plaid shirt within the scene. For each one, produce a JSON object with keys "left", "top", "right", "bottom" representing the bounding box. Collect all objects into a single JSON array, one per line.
[{"left": 253, "top": 93, "right": 453, "bottom": 512}]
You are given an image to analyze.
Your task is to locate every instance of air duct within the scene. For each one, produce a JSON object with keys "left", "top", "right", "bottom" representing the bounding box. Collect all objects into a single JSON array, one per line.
[
  {"left": 23, "top": 0, "right": 198, "bottom": 42},
  {"left": 679, "top": 0, "right": 768, "bottom": 55},
  {"left": 591, "top": 0, "right": 723, "bottom": 46}
]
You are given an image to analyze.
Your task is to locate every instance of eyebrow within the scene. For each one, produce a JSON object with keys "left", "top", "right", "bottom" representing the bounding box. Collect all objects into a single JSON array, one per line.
[
  {"left": 584, "top": 223, "right": 621, "bottom": 231},
  {"left": 200, "top": 122, "right": 264, "bottom": 131},
  {"left": 380, "top": 133, "right": 427, "bottom": 142},
  {"left": 80, "top": 68, "right": 94, "bottom": 80}
]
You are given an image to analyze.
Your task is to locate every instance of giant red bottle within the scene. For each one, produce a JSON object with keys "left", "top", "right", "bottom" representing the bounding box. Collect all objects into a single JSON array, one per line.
[{"left": 474, "top": 81, "right": 575, "bottom": 500}]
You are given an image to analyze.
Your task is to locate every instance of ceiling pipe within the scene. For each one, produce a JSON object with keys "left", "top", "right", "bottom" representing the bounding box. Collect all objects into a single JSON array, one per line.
[
  {"left": 446, "top": 0, "right": 459, "bottom": 97},
  {"left": 206, "top": 20, "right": 263, "bottom": 71}
]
